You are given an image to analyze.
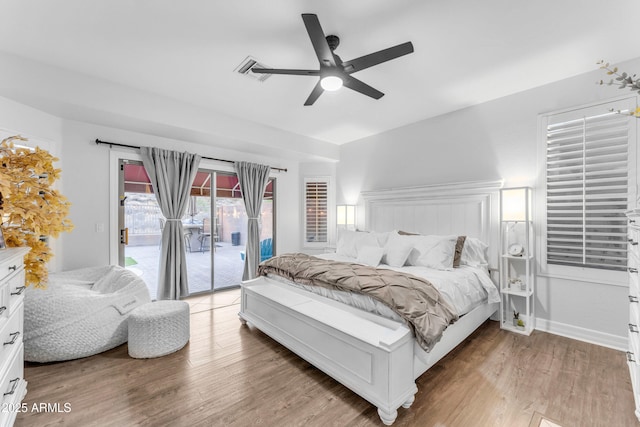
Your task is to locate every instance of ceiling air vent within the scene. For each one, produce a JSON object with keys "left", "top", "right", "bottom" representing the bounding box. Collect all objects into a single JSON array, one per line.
[{"left": 234, "top": 56, "right": 271, "bottom": 82}]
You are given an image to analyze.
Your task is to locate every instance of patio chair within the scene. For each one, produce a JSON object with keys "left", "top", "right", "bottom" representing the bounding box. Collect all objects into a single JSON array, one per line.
[
  {"left": 198, "top": 217, "right": 211, "bottom": 252},
  {"left": 240, "top": 238, "right": 273, "bottom": 263}
]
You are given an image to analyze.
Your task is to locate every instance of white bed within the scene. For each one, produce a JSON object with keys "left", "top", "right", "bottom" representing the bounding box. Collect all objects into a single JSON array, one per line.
[{"left": 239, "top": 180, "right": 503, "bottom": 425}]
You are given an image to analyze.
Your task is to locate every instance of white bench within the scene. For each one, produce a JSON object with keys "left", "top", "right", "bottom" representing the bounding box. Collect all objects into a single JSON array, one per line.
[{"left": 239, "top": 277, "right": 417, "bottom": 425}]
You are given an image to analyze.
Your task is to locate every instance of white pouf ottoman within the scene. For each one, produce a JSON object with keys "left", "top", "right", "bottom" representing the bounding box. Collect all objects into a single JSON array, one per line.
[{"left": 128, "top": 300, "right": 190, "bottom": 358}]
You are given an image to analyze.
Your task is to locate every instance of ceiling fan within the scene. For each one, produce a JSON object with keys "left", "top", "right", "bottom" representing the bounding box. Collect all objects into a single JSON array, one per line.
[{"left": 251, "top": 13, "right": 414, "bottom": 106}]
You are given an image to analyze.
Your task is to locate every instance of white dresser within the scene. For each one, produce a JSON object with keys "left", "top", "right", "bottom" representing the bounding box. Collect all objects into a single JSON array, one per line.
[
  {"left": 627, "top": 210, "right": 640, "bottom": 421},
  {"left": 0, "top": 247, "right": 29, "bottom": 427}
]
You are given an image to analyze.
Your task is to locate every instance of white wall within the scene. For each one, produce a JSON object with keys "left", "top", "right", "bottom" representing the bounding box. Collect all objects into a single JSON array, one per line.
[
  {"left": 336, "top": 57, "right": 640, "bottom": 350},
  {"left": 58, "top": 119, "right": 301, "bottom": 271},
  {"left": 0, "top": 96, "right": 66, "bottom": 272}
]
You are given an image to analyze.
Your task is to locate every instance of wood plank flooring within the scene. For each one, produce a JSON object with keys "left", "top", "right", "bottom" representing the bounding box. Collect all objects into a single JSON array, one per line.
[{"left": 15, "top": 290, "right": 637, "bottom": 427}]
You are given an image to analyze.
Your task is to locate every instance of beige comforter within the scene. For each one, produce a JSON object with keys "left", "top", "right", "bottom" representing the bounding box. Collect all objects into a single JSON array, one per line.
[{"left": 258, "top": 253, "right": 458, "bottom": 352}]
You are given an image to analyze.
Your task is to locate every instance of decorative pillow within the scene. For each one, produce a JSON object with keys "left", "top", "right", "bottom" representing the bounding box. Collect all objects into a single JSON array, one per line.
[
  {"left": 398, "top": 230, "right": 419, "bottom": 236},
  {"left": 337, "top": 229, "right": 377, "bottom": 258},
  {"left": 408, "top": 235, "right": 458, "bottom": 270},
  {"left": 453, "top": 236, "right": 467, "bottom": 268},
  {"left": 357, "top": 245, "right": 385, "bottom": 267},
  {"left": 383, "top": 232, "right": 415, "bottom": 267},
  {"left": 460, "top": 237, "right": 489, "bottom": 267},
  {"left": 371, "top": 231, "right": 391, "bottom": 247}
]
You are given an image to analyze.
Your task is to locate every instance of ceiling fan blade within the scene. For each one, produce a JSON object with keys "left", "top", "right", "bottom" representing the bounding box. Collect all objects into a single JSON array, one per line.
[
  {"left": 342, "top": 42, "right": 414, "bottom": 74},
  {"left": 304, "top": 80, "right": 324, "bottom": 106},
  {"left": 343, "top": 75, "right": 384, "bottom": 100},
  {"left": 301, "top": 14, "right": 336, "bottom": 67},
  {"left": 251, "top": 68, "right": 320, "bottom": 76}
]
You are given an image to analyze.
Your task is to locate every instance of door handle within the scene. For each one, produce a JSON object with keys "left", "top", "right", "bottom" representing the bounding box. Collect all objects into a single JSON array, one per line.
[{"left": 120, "top": 228, "right": 129, "bottom": 245}]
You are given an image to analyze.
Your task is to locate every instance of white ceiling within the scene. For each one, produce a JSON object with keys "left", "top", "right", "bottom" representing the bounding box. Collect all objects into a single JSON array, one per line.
[{"left": 1, "top": 0, "right": 640, "bottom": 147}]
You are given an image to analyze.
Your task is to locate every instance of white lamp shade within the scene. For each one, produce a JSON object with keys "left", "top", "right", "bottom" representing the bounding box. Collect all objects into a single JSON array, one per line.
[
  {"left": 501, "top": 188, "right": 530, "bottom": 222},
  {"left": 337, "top": 205, "right": 356, "bottom": 226},
  {"left": 320, "top": 76, "right": 343, "bottom": 91}
]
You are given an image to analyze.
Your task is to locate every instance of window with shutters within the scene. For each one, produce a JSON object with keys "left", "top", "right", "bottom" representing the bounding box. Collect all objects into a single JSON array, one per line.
[
  {"left": 304, "top": 178, "right": 329, "bottom": 246},
  {"left": 540, "top": 98, "right": 636, "bottom": 283}
]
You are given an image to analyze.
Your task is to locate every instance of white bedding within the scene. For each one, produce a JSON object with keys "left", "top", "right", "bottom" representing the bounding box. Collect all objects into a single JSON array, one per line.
[{"left": 266, "top": 252, "right": 500, "bottom": 322}]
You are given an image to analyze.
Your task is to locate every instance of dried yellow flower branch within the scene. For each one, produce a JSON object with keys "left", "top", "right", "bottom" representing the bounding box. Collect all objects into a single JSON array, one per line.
[{"left": 0, "top": 136, "right": 73, "bottom": 287}]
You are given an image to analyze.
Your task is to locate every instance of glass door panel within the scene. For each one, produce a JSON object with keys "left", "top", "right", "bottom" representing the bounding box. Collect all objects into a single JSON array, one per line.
[
  {"left": 119, "top": 160, "right": 162, "bottom": 298},
  {"left": 212, "top": 174, "right": 274, "bottom": 290},
  {"left": 213, "top": 172, "right": 244, "bottom": 290},
  {"left": 184, "top": 171, "right": 213, "bottom": 295},
  {"left": 118, "top": 162, "right": 276, "bottom": 296}
]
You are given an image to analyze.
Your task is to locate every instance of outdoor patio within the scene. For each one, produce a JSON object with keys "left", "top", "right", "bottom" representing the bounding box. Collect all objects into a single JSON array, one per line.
[{"left": 125, "top": 241, "right": 245, "bottom": 299}]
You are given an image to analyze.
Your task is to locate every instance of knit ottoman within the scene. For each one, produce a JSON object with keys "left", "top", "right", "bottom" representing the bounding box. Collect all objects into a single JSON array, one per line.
[{"left": 128, "top": 301, "right": 190, "bottom": 358}]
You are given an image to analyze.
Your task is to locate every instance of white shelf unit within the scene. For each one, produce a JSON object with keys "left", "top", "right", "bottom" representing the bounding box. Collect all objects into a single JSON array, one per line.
[{"left": 499, "top": 187, "right": 535, "bottom": 336}]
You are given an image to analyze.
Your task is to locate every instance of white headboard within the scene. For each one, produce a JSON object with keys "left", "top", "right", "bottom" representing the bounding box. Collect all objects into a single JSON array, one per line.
[{"left": 361, "top": 180, "right": 503, "bottom": 268}]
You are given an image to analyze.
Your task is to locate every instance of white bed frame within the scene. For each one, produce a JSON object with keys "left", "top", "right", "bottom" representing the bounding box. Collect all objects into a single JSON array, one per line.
[{"left": 239, "top": 180, "right": 503, "bottom": 425}]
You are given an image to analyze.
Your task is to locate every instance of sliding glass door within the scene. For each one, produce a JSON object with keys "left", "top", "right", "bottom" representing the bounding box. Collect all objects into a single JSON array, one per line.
[
  {"left": 211, "top": 173, "right": 274, "bottom": 290},
  {"left": 118, "top": 160, "right": 275, "bottom": 297}
]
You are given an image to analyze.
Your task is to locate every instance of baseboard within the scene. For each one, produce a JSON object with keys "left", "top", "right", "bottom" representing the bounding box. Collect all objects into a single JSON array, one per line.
[{"left": 535, "top": 318, "right": 627, "bottom": 352}]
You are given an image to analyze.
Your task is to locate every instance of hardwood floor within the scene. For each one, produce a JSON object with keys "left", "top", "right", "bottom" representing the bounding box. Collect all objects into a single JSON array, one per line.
[{"left": 16, "top": 291, "right": 637, "bottom": 427}]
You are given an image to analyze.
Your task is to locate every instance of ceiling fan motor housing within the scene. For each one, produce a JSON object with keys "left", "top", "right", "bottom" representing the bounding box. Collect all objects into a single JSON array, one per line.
[{"left": 326, "top": 35, "right": 340, "bottom": 51}]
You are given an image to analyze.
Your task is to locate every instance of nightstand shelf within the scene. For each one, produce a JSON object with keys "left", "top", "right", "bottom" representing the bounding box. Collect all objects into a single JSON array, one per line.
[
  {"left": 501, "top": 288, "right": 534, "bottom": 298},
  {"left": 500, "top": 254, "right": 534, "bottom": 261},
  {"left": 499, "top": 187, "right": 535, "bottom": 336}
]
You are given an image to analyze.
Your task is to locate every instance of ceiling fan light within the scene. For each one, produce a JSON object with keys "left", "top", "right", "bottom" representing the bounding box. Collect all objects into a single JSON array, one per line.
[{"left": 320, "top": 76, "right": 343, "bottom": 91}]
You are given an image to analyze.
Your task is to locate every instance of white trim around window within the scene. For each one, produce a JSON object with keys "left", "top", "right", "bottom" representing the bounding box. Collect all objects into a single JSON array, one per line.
[
  {"left": 302, "top": 176, "right": 332, "bottom": 248},
  {"left": 537, "top": 96, "right": 638, "bottom": 287}
]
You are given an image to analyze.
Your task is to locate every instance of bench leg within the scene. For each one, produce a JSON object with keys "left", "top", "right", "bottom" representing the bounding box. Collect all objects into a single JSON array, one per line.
[
  {"left": 377, "top": 408, "right": 398, "bottom": 426},
  {"left": 402, "top": 394, "right": 415, "bottom": 409},
  {"left": 238, "top": 313, "right": 248, "bottom": 326}
]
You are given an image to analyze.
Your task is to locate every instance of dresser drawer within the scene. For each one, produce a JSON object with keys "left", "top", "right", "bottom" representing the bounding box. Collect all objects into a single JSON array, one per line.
[
  {"left": 631, "top": 330, "right": 640, "bottom": 366},
  {"left": 631, "top": 303, "right": 640, "bottom": 337},
  {"left": 0, "top": 305, "right": 22, "bottom": 373},
  {"left": 629, "top": 357, "right": 640, "bottom": 413},
  {"left": 0, "top": 344, "right": 25, "bottom": 408},
  {"left": 0, "top": 254, "right": 23, "bottom": 286},
  {"left": 631, "top": 270, "right": 640, "bottom": 302},
  {"left": 5, "top": 270, "right": 25, "bottom": 318},
  {"left": 0, "top": 284, "right": 8, "bottom": 324}
]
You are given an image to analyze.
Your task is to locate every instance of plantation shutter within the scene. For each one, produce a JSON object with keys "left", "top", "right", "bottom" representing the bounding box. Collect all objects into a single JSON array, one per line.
[
  {"left": 546, "top": 104, "right": 630, "bottom": 271},
  {"left": 305, "top": 179, "right": 328, "bottom": 243}
]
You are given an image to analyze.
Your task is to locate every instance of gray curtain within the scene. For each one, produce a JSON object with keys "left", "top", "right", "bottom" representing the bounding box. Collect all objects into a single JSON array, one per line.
[
  {"left": 234, "top": 161, "right": 271, "bottom": 280},
  {"left": 141, "top": 147, "right": 201, "bottom": 300}
]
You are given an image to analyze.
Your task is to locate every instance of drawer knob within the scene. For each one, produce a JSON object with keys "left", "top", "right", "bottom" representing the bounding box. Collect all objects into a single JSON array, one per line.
[
  {"left": 3, "top": 332, "right": 19, "bottom": 346},
  {"left": 628, "top": 351, "right": 637, "bottom": 363},
  {"left": 632, "top": 219, "right": 637, "bottom": 224},
  {"left": 3, "top": 378, "right": 19, "bottom": 396},
  {"left": 0, "top": 306, "right": 6, "bottom": 316},
  {"left": 7, "top": 265, "right": 17, "bottom": 272},
  {"left": 630, "top": 295, "right": 639, "bottom": 303},
  {"left": 630, "top": 267, "right": 639, "bottom": 274},
  {"left": 10, "top": 286, "right": 26, "bottom": 296},
  {"left": 630, "top": 324, "right": 639, "bottom": 333},
  {"left": 630, "top": 239, "right": 639, "bottom": 246}
]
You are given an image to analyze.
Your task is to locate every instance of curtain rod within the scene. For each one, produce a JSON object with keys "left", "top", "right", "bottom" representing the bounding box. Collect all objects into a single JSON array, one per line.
[{"left": 95, "top": 138, "right": 288, "bottom": 173}]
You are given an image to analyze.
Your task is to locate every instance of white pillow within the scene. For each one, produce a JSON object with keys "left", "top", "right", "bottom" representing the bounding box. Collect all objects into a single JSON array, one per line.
[
  {"left": 337, "top": 229, "right": 377, "bottom": 258},
  {"left": 371, "top": 231, "right": 391, "bottom": 247},
  {"left": 357, "top": 245, "right": 384, "bottom": 267},
  {"left": 460, "top": 237, "right": 489, "bottom": 267},
  {"left": 383, "top": 233, "right": 415, "bottom": 267},
  {"left": 409, "top": 235, "right": 458, "bottom": 270}
]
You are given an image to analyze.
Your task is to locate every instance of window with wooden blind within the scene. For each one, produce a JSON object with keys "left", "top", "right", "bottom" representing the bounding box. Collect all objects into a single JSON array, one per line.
[
  {"left": 543, "top": 98, "right": 635, "bottom": 277},
  {"left": 304, "top": 178, "right": 328, "bottom": 245}
]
